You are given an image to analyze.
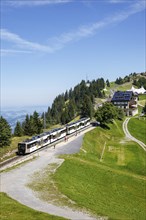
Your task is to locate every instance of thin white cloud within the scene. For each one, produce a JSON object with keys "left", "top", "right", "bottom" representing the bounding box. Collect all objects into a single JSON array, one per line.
[
  {"left": 109, "top": 0, "right": 128, "bottom": 3},
  {"left": 1, "top": 49, "right": 33, "bottom": 56},
  {"left": 1, "top": 29, "right": 53, "bottom": 53},
  {"left": 53, "top": 0, "right": 146, "bottom": 49},
  {"left": 1, "top": 1, "right": 145, "bottom": 56},
  {"left": 4, "top": 0, "right": 72, "bottom": 7},
  {"left": 109, "top": 0, "right": 145, "bottom": 4}
]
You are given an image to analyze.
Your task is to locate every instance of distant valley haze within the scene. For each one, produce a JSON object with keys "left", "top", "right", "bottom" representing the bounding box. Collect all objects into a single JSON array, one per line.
[{"left": 1, "top": 105, "right": 48, "bottom": 132}]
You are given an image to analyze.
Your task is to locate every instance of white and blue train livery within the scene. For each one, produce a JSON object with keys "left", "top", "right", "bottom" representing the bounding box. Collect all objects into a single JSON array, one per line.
[{"left": 18, "top": 117, "right": 90, "bottom": 155}]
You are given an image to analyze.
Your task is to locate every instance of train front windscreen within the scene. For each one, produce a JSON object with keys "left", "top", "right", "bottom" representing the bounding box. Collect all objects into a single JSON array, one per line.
[{"left": 18, "top": 143, "right": 26, "bottom": 154}]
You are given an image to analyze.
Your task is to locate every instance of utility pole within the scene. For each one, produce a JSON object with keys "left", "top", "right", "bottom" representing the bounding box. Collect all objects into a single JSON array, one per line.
[
  {"left": 86, "top": 74, "right": 88, "bottom": 82},
  {"left": 86, "top": 74, "right": 90, "bottom": 87}
]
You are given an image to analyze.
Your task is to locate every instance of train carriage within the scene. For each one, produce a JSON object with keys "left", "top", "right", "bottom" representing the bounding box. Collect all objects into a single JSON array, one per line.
[
  {"left": 18, "top": 132, "right": 51, "bottom": 154},
  {"left": 18, "top": 117, "right": 90, "bottom": 155},
  {"left": 66, "top": 117, "right": 90, "bottom": 135},
  {"left": 49, "top": 126, "right": 67, "bottom": 143}
]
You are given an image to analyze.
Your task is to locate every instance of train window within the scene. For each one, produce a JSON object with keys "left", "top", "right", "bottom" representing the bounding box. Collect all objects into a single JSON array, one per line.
[
  {"left": 44, "top": 138, "right": 49, "bottom": 143},
  {"left": 18, "top": 143, "right": 26, "bottom": 149},
  {"left": 27, "top": 141, "right": 37, "bottom": 148},
  {"left": 27, "top": 144, "right": 31, "bottom": 149}
]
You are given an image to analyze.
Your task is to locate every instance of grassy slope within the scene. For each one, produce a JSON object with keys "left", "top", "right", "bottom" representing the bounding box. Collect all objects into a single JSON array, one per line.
[
  {"left": 139, "top": 94, "right": 146, "bottom": 101},
  {"left": 0, "top": 136, "right": 31, "bottom": 162},
  {"left": 138, "top": 94, "right": 146, "bottom": 107},
  {"left": 104, "top": 82, "right": 133, "bottom": 97},
  {"left": 110, "top": 81, "right": 133, "bottom": 91},
  {"left": 128, "top": 117, "right": 146, "bottom": 145},
  {"left": 54, "top": 120, "right": 146, "bottom": 220},
  {"left": 0, "top": 193, "right": 66, "bottom": 220}
]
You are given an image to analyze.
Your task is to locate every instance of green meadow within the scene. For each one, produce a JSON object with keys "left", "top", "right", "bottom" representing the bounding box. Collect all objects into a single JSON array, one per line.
[
  {"left": 0, "top": 136, "right": 30, "bottom": 162},
  {"left": 138, "top": 94, "right": 146, "bottom": 107},
  {"left": 0, "top": 193, "right": 66, "bottom": 220},
  {"left": 139, "top": 94, "right": 146, "bottom": 101},
  {"left": 128, "top": 117, "right": 146, "bottom": 145},
  {"left": 53, "top": 120, "right": 146, "bottom": 219}
]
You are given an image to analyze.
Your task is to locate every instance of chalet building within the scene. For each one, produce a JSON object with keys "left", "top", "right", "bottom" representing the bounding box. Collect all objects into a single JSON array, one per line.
[{"left": 111, "top": 91, "right": 138, "bottom": 116}]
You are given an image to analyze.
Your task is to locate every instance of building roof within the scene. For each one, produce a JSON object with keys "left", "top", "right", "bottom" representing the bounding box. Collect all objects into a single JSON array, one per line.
[{"left": 111, "top": 91, "right": 133, "bottom": 102}]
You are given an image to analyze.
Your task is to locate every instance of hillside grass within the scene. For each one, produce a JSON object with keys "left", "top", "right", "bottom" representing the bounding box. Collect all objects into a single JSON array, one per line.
[
  {"left": 105, "top": 82, "right": 133, "bottom": 95},
  {"left": 139, "top": 94, "right": 146, "bottom": 100},
  {"left": 138, "top": 94, "right": 146, "bottom": 107},
  {"left": 0, "top": 136, "right": 30, "bottom": 162},
  {"left": 27, "top": 119, "right": 146, "bottom": 219},
  {"left": 138, "top": 100, "right": 146, "bottom": 107},
  {"left": 53, "top": 120, "right": 146, "bottom": 219},
  {"left": 0, "top": 193, "right": 67, "bottom": 220},
  {"left": 55, "top": 158, "right": 145, "bottom": 220},
  {"left": 128, "top": 117, "right": 146, "bottom": 145}
]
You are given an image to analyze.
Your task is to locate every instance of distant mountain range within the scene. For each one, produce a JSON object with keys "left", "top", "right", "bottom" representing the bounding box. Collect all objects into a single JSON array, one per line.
[{"left": 1, "top": 106, "right": 47, "bottom": 132}]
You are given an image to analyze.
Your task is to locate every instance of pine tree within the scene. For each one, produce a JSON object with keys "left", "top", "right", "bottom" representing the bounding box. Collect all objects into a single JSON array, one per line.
[
  {"left": 81, "top": 95, "right": 94, "bottom": 118},
  {"left": 0, "top": 116, "right": 11, "bottom": 147},
  {"left": 68, "top": 99, "right": 76, "bottom": 121},
  {"left": 32, "top": 111, "right": 43, "bottom": 134},
  {"left": 61, "top": 107, "right": 69, "bottom": 124},
  {"left": 23, "top": 114, "right": 31, "bottom": 136},
  {"left": 64, "top": 90, "right": 69, "bottom": 101},
  {"left": 106, "top": 79, "right": 110, "bottom": 87},
  {"left": 14, "top": 121, "right": 23, "bottom": 137}
]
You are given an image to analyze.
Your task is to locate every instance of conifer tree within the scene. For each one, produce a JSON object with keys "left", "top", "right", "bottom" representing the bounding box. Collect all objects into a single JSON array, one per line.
[
  {"left": 23, "top": 114, "right": 30, "bottom": 135},
  {"left": 32, "top": 111, "right": 43, "bottom": 134},
  {"left": 106, "top": 79, "right": 110, "bottom": 87},
  {"left": 61, "top": 107, "right": 69, "bottom": 124},
  {"left": 14, "top": 121, "right": 23, "bottom": 137},
  {"left": 0, "top": 116, "right": 11, "bottom": 147},
  {"left": 81, "top": 95, "right": 94, "bottom": 118},
  {"left": 68, "top": 99, "right": 76, "bottom": 121}
]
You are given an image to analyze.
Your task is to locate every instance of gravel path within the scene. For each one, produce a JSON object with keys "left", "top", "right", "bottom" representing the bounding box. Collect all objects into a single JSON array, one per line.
[
  {"left": 122, "top": 118, "right": 146, "bottom": 151},
  {"left": 1, "top": 128, "right": 98, "bottom": 220}
]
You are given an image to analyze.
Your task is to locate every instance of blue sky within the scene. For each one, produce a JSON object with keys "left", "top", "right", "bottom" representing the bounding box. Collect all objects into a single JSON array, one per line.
[{"left": 1, "top": 0, "right": 146, "bottom": 108}]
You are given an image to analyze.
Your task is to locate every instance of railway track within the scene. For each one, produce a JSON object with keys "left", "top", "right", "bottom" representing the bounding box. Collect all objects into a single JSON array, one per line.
[
  {"left": 0, "top": 155, "right": 20, "bottom": 168},
  {"left": 0, "top": 124, "right": 93, "bottom": 171},
  {"left": 0, "top": 153, "right": 36, "bottom": 171}
]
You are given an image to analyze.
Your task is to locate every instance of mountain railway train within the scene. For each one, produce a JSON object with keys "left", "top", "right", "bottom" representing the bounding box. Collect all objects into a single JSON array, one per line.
[{"left": 18, "top": 117, "right": 90, "bottom": 155}]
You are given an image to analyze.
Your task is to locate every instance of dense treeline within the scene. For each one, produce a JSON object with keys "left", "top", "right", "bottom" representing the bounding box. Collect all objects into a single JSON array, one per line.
[
  {"left": 133, "top": 77, "right": 146, "bottom": 89},
  {"left": 0, "top": 116, "right": 12, "bottom": 148},
  {"left": 1, "top": 72, "right": 145, "bottom": 147},
  {"left": 115, "top": 72, "right": 146, "bottom": 88},
  {"left": 0, "top": 112, "right": 43, "bottom": 147},
  {"left": 43, "top": 78, "right": 106, "bottom": 127},
  {"left": 13, "top": 111, "right": 43, "bottom": 137}
]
